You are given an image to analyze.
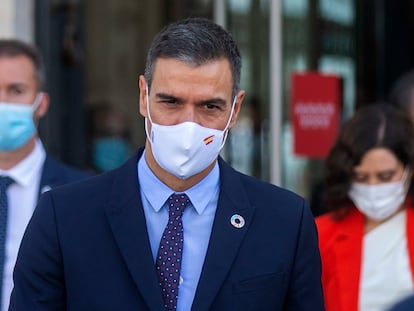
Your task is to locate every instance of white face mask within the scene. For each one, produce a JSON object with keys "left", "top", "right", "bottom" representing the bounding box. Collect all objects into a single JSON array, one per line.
[
  {"left": 348, "top": 169, "right": 410, "bottom": 221},
  {"left": 144, "top": 85, "right": 236, "bottom": 179}
]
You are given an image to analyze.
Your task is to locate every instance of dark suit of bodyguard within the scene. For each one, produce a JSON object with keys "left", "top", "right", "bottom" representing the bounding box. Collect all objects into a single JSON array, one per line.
[
  {"left": 10, "top": 18, "right": 325, "bottom": 311},
  {"left": 0, "top": 39, "right": 89, "bottom": 311}
]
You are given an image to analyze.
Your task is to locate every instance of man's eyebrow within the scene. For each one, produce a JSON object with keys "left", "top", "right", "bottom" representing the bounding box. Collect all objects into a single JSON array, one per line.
[
  {"left": 154, "top": 93, "right": 228, "bottom": 106},
  {"left": 198, "top": 97, "right": 227, "bottom": 106},
  {"left": 8, "top": 82, "right": 28, "bottom": 89},
  {"left": 154, "top": 93, "right": 185, "bottom": 104}
]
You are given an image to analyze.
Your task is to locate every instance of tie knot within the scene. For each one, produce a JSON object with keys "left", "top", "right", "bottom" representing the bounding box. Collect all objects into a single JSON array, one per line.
[
  {"left": 0, "top": 176, "right": 14, "bottom": 191},
  {"left": 167, "top": 193, "right": 190, "bottom": 218}
]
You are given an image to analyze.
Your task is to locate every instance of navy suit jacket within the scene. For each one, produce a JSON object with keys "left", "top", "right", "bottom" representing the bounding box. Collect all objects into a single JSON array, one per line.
[
  {"left": 388, "top": 295, "right": 414, "bottom": 311},
  {"left": 10, "top": 148, "right": 324, "bottom": 311}
]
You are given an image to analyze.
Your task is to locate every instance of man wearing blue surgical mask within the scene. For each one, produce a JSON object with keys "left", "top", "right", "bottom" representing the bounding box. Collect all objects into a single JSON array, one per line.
[
  {"left": 0, "top": 39, "right": 89, "bottom": 311},
  {"left": 89, "top": 105, "right": 131, "bottom": 173}
]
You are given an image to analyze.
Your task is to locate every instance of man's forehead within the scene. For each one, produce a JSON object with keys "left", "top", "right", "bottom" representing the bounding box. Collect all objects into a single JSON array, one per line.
[
  {"left": 151, "top": 57, "right": 232, "bottom": 84},
  {"left": 0, "top": 54, "right": 34, "bottom": 66},
  {"left": 0, "top": 55, "right": 37, "bottom": 84},
  {"left": 152, "top": 57, "right": 231, "bottom": 71}
]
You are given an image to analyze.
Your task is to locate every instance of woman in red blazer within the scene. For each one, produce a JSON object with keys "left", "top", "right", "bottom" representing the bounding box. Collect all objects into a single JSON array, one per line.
[{"left": 316, "top": 103, "right": 414, "bottom": 311}]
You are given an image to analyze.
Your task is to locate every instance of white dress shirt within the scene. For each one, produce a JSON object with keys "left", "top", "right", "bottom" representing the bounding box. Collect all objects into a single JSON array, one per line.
[
  {"left": 138, "top": 150, "right": 219, "bottom": 311},
  {"left": 359, "top": 210, "right": 414, "bottom": 311},
  {"left": 0, "top": 140, "right": 45, "bottom": 311}
]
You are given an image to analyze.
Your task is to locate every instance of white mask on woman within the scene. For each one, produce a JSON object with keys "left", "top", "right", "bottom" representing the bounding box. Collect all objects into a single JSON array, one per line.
[
  {"left": 144, "top": 85, "right": 236, "bottom": 179},
  {"left": 348, "top": 169, "right": 410, "bottom": 221}
]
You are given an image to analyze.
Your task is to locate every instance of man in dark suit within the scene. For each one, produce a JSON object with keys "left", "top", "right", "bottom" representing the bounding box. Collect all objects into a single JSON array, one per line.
[
  {"left": 10, "top": 18, "right": 324, "bottom": 310},
  {"left": 0, "top": 39, "right": 89, "bottom": 311}
]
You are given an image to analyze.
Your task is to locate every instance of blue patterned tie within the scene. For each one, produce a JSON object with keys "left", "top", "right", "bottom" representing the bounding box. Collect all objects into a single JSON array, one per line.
[
  {"left": 156, "top": 193, "right": 191, "bottom": 310},
  {"left": 0, "top": 176, "right": 13, "bottom": 306}
]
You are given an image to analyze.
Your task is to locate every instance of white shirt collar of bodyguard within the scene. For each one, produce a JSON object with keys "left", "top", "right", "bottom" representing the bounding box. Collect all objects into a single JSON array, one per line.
[{"left": 0, "top": 139, "right": 46, "bottom": 187}]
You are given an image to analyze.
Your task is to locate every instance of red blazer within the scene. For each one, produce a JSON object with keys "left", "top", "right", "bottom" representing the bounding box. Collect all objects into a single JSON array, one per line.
[{"left": 316, "top": 202, "right": 414, "bottom": 311}]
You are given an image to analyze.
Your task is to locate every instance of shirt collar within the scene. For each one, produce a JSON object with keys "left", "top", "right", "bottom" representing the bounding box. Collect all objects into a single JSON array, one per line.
[
  {"left": 0, "top": 139, "right": 46, "bottom": 187},
  {"left": 138, "top": 150, "right": 220, "bottom": 215}
]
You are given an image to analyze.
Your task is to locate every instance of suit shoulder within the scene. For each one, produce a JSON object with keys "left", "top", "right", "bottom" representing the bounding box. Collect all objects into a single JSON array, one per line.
[
  {"left": 315, "top": 213, "right": 334, "bottom": 227},
  {"left": 389, "top": 295, "right": 414, "bottom": 311},
  {"left": 43, "top": 156, "right": 91, "bottom": 180},
  {"left": 48, "top": 168, "right": 114, "bottom": 195},
  {"left": 315, "top": 213, "right": 341, "bottom": 244},
  {"left": 224, "top": 168, "right": 309, "bottom": 222},
  {"left": 237, "top": 170, "right": 305, "bottom": 204}
]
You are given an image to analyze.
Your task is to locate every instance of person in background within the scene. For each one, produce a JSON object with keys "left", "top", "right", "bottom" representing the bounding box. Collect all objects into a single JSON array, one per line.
[
  {"left": 10, "top": 18, "right": 324, "bottom": 310},
  {"left": 0, "top": 39, "right": 89, "bottom": 311},
  {"left": 316, "top": 103, "right": 414, "bottom": 311},
  {"left": 389, "top": 70, "right": 414, "bottom": 122},
  {"left": 89, "top": 105, "right": 131, "bottom": 173}
]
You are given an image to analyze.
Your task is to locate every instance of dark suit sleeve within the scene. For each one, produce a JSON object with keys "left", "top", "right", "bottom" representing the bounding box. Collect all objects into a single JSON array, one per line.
[
  {"left": 285, "top": 199, "right": 325, "bottom": 310},
  {"left": 387, "top": 295, "right": 414, "bottom": 311},
  {"left": 9, "top": 192, "right": 66, "bottom": 310}
]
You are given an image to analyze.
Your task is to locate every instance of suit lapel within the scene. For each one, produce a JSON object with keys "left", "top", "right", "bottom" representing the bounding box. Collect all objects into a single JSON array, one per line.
[
  {"left": 38, "top": 157, "right": 57, "bottom": 198},
  {"left": 191, "top": 158, "right": 255, "bottom": 311},
  {"left": 105, "top": 150, "right": 165, "bottom": 310},
  {"left": 333, "top": 208, "right": 364, "bottom": 311},
  {"left": 405, "top": 201, "right": 414, "bottom": 282}
]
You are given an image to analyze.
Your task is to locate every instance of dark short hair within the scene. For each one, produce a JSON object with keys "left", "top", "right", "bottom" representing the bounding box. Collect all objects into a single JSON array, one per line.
[
  {"left": 144, "top": 17, "right": 241, "bottom": 98},
  {"left": 0, "top": 39, "right": 46, "bottom": 90},
  {"left": 323, "top": 103, "right": 414, "bottom": 215}
]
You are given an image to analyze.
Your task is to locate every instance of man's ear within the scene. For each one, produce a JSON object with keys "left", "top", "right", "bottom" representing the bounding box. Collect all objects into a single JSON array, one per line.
[
  {"left": 34, "top": 92, "right": 50, "bottom": 120},
  {"left": 138, "top": 75, "right": 148, "bottom": 117}
]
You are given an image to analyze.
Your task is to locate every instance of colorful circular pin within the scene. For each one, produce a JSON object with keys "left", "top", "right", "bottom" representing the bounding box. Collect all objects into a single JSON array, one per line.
[{"left": 230, "top": 214, "right": 245, "bottom": 228}]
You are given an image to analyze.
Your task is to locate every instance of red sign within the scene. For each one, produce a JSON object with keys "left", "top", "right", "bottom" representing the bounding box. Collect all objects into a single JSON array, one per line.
[{"left": 291, "top": 72, "right": 342, "bottom": 158}]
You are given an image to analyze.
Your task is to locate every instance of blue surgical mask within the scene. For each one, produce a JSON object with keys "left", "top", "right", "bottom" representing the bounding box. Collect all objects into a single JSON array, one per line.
[
  {"left": 0, "top": 94, "right": 42, "bottom": 151},
  {"left": 92, "top": 137, "right": 131, "bottom": 172}
]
